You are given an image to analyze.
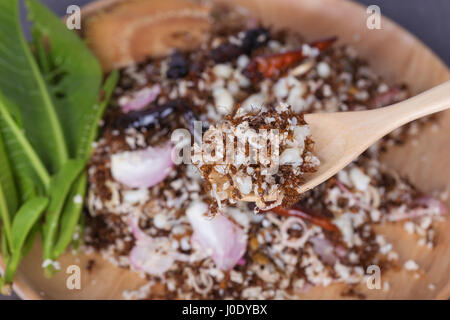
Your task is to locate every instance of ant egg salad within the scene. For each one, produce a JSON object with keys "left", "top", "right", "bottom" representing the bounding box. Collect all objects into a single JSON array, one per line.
[
  {"left": 80, "top": 3, "right": 446, "bottom": 300},
  {"left": 193, "top": 103, "right": 319, "bottom": 212}
]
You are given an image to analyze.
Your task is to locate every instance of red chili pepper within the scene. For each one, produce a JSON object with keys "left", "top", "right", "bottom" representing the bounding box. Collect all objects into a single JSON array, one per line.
[
  {"left": 244, "top": 36, "right": 337, "bottom": 80},
  {"left": 269, "top": 205, "right": 339, "bottom": 232}
]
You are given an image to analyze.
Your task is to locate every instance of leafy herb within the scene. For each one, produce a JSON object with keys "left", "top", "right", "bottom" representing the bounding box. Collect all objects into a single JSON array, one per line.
[
  {"left": 0, "top": 0, "right": 117, "bottom": 291},
  {"left": 26, "top": 0, "right": 103, "bottom": 158},
  {"left": 0, "top": 184, "right": 12, "bottom": 251},
  {"left": 11, "top": 198, "right": 49, "bottom": 258},
  {"left": 42, "top": 159, "right": 84, "bottom": 275},
  {"left": 0, "top": 113, "right": 18, "bottom": 219},
  {"left": 16, "top": 172, "right": 38, "bottom": 203},
  {"left": 70, "top": 214, "right": 85, "bottom": 253},
  {"left": 52, "top": 69, "right": 118, "bottom": 258},
  {"left": 0, "top": 131, "right": 17, "bottom": 248},
  {"left": 1, "top": 232, "right": 9, "bottom": 264},
  {"left": 0, "top": 0, "right": 68, "bottom": 173},
  {"left": 78, "top": 69, "right": 119, "bottom": 160},
  {"left": 53, "top": 173, "right": 87, "bottom": 258},
  {"left": 1, "top": 197, "right": 49, "bottom": 289},
  {"left": 0, "top": 92, "right": 51, "bottom": 190}
]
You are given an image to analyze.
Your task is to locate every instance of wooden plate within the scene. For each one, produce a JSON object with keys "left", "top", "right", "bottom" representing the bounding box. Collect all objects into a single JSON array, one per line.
[{"left": 1, "top": 0, "right": 449, "bottom": 299}]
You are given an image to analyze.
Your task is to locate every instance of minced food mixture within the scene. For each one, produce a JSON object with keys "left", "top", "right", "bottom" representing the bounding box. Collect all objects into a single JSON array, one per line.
[{"left": 83, "top": 6, "right": 446, "bottom": 299}]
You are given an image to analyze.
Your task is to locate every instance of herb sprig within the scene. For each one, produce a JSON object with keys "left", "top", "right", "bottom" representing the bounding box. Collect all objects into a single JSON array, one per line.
[{"left": 0, "top": 0, "right": 118, "bottom": 293}]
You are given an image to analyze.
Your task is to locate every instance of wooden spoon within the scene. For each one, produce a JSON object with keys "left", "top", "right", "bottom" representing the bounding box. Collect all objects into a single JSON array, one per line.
[{"left": 211, "top": 81, "right": 450, "bottom": 202}]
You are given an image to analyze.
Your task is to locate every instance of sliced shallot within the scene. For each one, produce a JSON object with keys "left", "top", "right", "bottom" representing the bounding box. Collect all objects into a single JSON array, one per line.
[
  {"left": 414, "top": 196, "right": 447, "bottom": 215},
  {"left": 128, "top": 217, "right": 188, "bottom": 276},
  {"left": 389, "top": 196, "right": 446, "bottom": 221},
  {"left": 121, "top": 85, "right": 161, "bottom": 112},
  {"left": 110, "top": 142, "right": 173, "bottom": 188},
  {"left": 186, "top": 201, "right": 247, "bottom": 270},
  {"left": 129, "top": 240, "right": 176, "bottom": 276},
  {"left": 309, "top": 236, "right": 347, "bottom": 265},
  {"left": 280, "top": 217, "right": 310, "bottom": 248}
]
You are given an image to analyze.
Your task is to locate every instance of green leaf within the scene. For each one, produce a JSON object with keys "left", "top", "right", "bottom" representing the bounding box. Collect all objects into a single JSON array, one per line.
[
  {"left": 3, "top": 196, "right": 48, "bottom": 284},
  {"left": 16, "top": 172, "right": 37, "bottom": 203},
  {"left": 0, "top": 229, "right": 11, "bottom": 294},
  {"left": 0, "top": 184, "right": 12, "bottom": 250},
  {"left": 0, "top": 0, "right": 68, "bottom": 172},
  {"left": 71, "top": 214, "right": 85, "bottom": 253},
  {"left": 21, "top": 223, "right": 39, "bottom": 258},
  {"left": 77, "top": 70, "right": 119, "bottom": 159},
  {"left": 0, "top": 92, "right": 50, "bottom": 189},
  {"left": 11, "top": 197, "right": 48, "bottom": 253},
  {"left": 42, "top": 159, "right": 85, "bottom": 264},
  {"left": 0, "top": 0, "right": 117, "bottom": 286},
  {"left": 0, "top": 124, "right": 17, "bottom": 248},
  {"left": 0, "top": 127, "right": 18, "bottom": 218},
  {"left": 53, "top": 172, "right": 87, "bottom": 258},
  {"left": 32, "top": 28, "right": 51, "bottom": 74},
  {"left": 1, "top": 229, "right": 10, "bottom": 261},
  {"left": 25, "top": 0, "right": 103, "bottom": 158}
]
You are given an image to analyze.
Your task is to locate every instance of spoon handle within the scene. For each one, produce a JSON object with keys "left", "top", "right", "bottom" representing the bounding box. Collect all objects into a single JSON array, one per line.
[{"left": 374, "top": 80, "right": 450, "bottom": 133}]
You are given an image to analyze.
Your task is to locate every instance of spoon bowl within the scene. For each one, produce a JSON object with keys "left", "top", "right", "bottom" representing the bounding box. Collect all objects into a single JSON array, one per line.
[{"left": 213, "top": 81, "right": 450, "bottom": 202}]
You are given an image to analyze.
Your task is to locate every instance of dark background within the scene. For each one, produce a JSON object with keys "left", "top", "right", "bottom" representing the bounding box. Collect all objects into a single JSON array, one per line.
[{"left": 2, "top": 0, "right": 449, "bottom": 300}]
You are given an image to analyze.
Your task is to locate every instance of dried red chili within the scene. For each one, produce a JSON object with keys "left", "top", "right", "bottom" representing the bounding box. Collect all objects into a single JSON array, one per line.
[
  {"left": 244, "top": 36, "right": 337, "bottom": 80},
  {"left": 270, "top": 205, "right": 339, "bottom": 232}
]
